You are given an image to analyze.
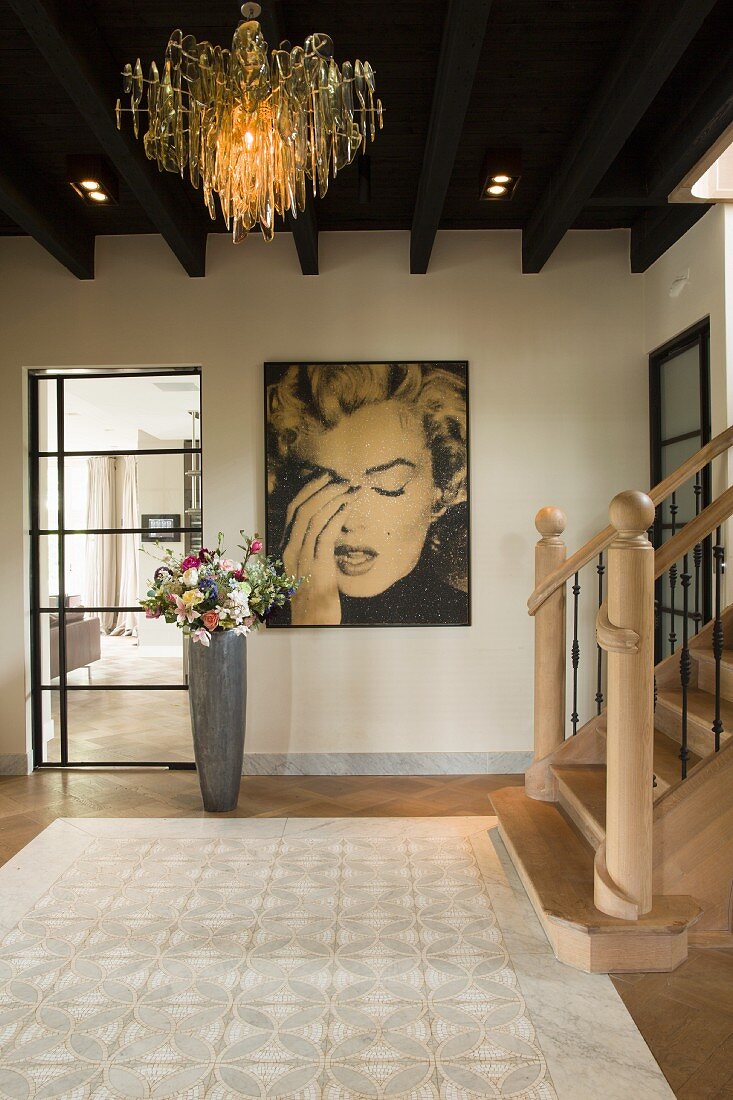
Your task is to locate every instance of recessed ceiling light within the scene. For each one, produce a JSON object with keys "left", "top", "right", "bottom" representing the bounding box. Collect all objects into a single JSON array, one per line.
[
  {"left": 479, "top": 149, "right": 522, "bottom": 201},
  {"left": 67, "top": 155, "right": 119, "bottom": 205}
]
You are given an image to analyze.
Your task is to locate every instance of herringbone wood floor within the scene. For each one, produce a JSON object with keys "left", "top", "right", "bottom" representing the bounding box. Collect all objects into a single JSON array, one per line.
[{"left": 0, "top": 769, "right": 731, "bottom": 1098}]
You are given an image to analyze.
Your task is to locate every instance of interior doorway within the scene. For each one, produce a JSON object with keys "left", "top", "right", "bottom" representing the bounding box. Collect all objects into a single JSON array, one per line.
[
  {"left": 649, "top": 319, "right": 711, "bottom": 663},
  {"left": 29, "top": 369, "right": 202, "bottom": 769}
]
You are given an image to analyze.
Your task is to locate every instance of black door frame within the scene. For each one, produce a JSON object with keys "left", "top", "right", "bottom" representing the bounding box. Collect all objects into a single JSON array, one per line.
[
  {"left": 29, "top": 368, "right": 202, "bottom": 770},
  {"left": 649, "top": 318, "right": 712, "bottom": 663}
]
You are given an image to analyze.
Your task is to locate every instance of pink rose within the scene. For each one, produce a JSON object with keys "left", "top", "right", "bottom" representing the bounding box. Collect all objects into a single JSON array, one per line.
[
  {"left": 250, "top": 540, "right": 263, "bottom": 554},
  {"left": 201, "top": 611, "right": 220, "bottom": 632},
  {"left": 181, "top": 555, "right": 200, "bottom": 571}
]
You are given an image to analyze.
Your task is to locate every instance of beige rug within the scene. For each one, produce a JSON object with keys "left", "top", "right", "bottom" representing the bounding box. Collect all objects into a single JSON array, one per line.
[{"left": 0, "top": 817, "right": 672, "bottom": 1099}]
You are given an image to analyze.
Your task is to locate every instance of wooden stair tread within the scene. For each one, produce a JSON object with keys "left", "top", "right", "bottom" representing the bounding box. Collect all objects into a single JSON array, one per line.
[
  {"left": 491, "top": 786, "right": 699, "bottom": 935},
  {"left": 691, "top": 645, "right": 733, "bottom": 670},
  {"left": 552, "top": 764, "right": 606, "bottom": 846},
  {"left": 657, "top": 685, "right": 733, "bottom": 732}
]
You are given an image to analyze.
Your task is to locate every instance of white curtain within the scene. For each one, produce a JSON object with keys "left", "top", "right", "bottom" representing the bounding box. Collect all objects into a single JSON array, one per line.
[
  {"left": 84, "top": 456, "right": 139, "bottom": 636},
  {"left": 84, "top": 457, "right": 117, "bottom": 633},
  {"left": 112, "top": 456, "right": 139, "bottom": 637}
]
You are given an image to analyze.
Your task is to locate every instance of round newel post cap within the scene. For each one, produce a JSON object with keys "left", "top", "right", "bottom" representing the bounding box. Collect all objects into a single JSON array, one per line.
[
  {"left": 609, "top": 490, "right": 655, "bottom": 538},
  {"left": 535, "top": 506, "right": 567, "bottom": 538}
]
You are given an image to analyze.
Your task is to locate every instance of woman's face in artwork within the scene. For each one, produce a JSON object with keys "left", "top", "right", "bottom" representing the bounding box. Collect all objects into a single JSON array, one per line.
[{"left": 292, "top": 400, "right": 440, "bottom": 598}]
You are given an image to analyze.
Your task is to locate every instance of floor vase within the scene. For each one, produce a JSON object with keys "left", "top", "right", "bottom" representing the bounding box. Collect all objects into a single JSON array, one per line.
[{"left": 188, "top": 631, "right": 247, "bottom": 811}]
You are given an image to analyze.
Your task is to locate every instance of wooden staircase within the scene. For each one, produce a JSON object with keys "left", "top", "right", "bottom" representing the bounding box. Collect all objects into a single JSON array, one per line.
[{"left": 493, "top": 431, "right": 733, "bottom": 974}]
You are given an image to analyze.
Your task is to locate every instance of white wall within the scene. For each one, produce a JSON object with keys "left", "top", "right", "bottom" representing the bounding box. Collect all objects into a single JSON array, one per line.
[{"left": 1, "top": 229, "right": 651, "bottom": 769}]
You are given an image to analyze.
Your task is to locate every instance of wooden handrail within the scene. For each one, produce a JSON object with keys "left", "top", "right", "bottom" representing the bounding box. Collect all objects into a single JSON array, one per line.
[
  {"left": 654, "top": 484, "right": 733, "bottom": 579},
  {"left": 528, "top": 424, "right": 733, "bottom": 616}
]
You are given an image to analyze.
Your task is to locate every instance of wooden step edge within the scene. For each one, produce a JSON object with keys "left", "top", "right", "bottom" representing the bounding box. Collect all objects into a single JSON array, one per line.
[
  {"left": 552, "top": 765, "right": 605, "bottom": 850},
  {"left": 691, "top": 647, "right": 733, "bottom": 669},
  {"left": 491, "top": 786, "right": 700, "bottom": 974},
  {"left": 688, "top": 930, "right": 733, "bottom": 949}
]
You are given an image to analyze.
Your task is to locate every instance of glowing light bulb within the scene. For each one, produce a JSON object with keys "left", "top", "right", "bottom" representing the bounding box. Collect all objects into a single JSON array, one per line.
[
  {"left": 89, "top": 190, "right": 108, "bottom": 202},
  {"left": 80, "top": 179, "right": 100, "bottom": 191},
  {"left": 492, "top": 174, "right": 511, "bottom": 184},
  {"left": 487, "top": 184, "right": 507, "bottom": 196},
  {"left": 244, "top": 130, "right": 255, "bottom": 149}
]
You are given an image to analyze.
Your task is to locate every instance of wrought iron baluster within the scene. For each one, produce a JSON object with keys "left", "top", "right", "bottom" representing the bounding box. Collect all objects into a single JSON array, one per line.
[
  {"left": 668, "top": 492, "right": 678, "bottom": 654},
  {"left": 712, "top": 526, "right": 725, "bottom": 752},
  {"left": 571, "top": 572, "right": 580, "bottom": 735},
  {"left": 679, "top": 553, "right": 691, "bottom": 779},
  {"left": 693, "top": 472, "right": 703, "bottom": 635},
  {"left": 595, "top": 552, "right": 604, "bottom": 714}
]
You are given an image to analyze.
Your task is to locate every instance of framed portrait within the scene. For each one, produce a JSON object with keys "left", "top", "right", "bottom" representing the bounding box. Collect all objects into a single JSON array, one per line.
[{"left": 264, "top": 362, "right": 470, "bottom": 627}]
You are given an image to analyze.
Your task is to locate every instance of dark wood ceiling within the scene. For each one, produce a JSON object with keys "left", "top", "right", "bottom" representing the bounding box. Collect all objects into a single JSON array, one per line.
[{"left": 0, "top": 0, "right": 731, "bottom": 276}]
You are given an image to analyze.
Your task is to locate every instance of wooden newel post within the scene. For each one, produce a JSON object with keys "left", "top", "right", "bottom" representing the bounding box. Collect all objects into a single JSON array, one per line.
[
  {"left": 594, "top": 490, "right": 656, "bottom": 920},
  {"left": 533, "top": 507, "right": 567, "bottom": 765}
]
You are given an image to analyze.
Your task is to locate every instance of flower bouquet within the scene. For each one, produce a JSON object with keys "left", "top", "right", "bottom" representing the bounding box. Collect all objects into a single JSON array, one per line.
[{"left": 140, "top": 532, "right": 303, "bottom": 645}]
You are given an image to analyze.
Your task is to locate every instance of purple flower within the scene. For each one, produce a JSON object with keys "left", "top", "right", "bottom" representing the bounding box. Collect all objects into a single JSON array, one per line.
[
  {"left": 198, "top": 547, "right": 215, "bottom": 564},
  {"left": 199, "top": 577, "right": 218, "bottom": 602},
  {"left": 154, "top": 566, "right": 174, "bottom": 583}
]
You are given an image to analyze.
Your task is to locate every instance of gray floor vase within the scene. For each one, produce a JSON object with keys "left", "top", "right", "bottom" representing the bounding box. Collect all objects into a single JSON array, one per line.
[{"left": 188, "top": 631, "right": 247, "bottom": 811}]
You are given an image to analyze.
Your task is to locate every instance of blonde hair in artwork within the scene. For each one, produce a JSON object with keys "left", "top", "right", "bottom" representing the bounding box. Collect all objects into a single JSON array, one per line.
[{"left": 267, "top": 362, "right": 467, "bottom": 508}]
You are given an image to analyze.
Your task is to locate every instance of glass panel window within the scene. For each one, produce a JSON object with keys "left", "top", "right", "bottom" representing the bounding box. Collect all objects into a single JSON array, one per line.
[
  {"left": 37, "top": 379, "right": 58, "bottom": 452},
  {"left": 63, "top": 376, "right": 201, "bottom": 452},
  {"left": 64, "top": 453, "right": 201, "bottom": 535},
  {"left": 660, "top": 346, "right": 702, "bottom": 440},
  {"left": 66, "top": 690, "right": 193, "bottom": 763}
]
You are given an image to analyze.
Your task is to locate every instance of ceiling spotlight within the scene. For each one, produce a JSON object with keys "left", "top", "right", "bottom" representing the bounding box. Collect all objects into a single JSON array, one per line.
[
  {"left": 480, "top": 149, "right": 522, "bottom": 201},
  {"left": 67, "top": 155, "right": 119, "bottom": 205}
]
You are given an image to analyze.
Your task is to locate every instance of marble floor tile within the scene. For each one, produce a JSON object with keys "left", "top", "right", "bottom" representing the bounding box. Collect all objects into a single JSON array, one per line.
[{"left": 0, "top": 816, "right": 676, "bottom": 1100}]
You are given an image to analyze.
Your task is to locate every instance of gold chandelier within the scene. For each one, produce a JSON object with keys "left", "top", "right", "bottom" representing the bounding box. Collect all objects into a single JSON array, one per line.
[{"left": 116, "top": 3, "right": 383, "bottom": 243}]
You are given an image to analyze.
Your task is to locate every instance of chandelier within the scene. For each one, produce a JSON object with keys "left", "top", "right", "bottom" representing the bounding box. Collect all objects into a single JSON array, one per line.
[{"left": 116, "top": 2, "right": 383, "bottom": 243}]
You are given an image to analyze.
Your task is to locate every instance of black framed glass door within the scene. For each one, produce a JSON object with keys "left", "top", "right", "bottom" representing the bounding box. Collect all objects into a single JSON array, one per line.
[
  {"left": 649, "top": 320, "right": 712, "bottom": 663},
  {"left": 29, "top": 369, "right": 203, "bottom": 768}
]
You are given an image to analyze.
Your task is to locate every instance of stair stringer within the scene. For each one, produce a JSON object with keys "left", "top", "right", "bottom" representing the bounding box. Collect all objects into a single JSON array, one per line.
[
  {"left": 524, "top": 715, "right": 606, "bottom": 802},
  {"left": 653, "top": 736, "right": 733, "bottom": 935}
]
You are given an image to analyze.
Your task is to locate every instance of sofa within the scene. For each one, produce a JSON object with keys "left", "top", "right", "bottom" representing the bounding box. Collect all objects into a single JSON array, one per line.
[{"left": 49, "top": 605, "right": 102, "bottom": 680}]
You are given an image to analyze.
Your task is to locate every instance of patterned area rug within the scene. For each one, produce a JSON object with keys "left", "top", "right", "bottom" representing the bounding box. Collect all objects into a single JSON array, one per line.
[{"left": 0, "top": 818, "right": 672, "bottom": 1099}]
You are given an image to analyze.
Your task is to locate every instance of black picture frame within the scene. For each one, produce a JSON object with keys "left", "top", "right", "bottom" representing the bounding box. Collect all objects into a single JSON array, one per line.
[
  {"left": 141, "top": 513, "right": 182, "bottom": 543},
  {"left": 264, "top": 361, "right": 471, "bottom": 628}
]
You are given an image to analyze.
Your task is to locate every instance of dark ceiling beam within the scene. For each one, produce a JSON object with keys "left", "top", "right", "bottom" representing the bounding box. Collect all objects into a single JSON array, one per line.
[
  {"left": 410, "top": 0, "right": 494, "bottom": 275},
  {"left": 522, "top": 0, "right": 718, "bottom": 274},
  {"left": 6, "top": 0, "right": 207, "bottom": 277},
  {"left": 630, "top": 203, "right": 712, "bottom": 273},
  {"left": 645, "top": 40, "right": 733, "bottom": 198},
  {"left": 0, "top": 133, "right": 94, "bottom": 278},
  {"left": 259, "top": 2, "right": 319, "bottom": 275}
]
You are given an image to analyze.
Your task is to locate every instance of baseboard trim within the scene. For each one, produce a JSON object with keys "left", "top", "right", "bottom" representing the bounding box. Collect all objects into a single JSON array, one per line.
[
  {"left": 242, "top": 752, "right": 533, "bottom": 776},
  {"left": 0, "top": 753, "right": 32, "bottom": 776}
]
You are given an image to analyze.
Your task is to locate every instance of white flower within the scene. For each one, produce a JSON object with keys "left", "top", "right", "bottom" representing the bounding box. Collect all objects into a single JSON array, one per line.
[
  {"left": 230, "top": 589, "right": 250, "bottom": 617},
  {"left": 233, "top": 624, "right": 250, "bottom": 637},
  {"left": 182, "top": 567, "right": 199, "bottom": 587},
  {"left": 215, "top": 606, "right": 230, "bottom": 621}
]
